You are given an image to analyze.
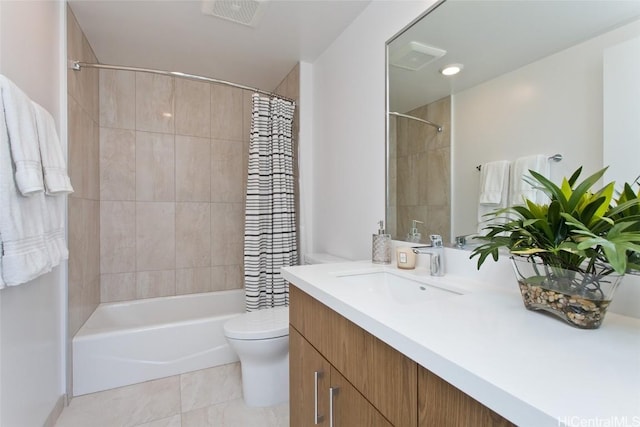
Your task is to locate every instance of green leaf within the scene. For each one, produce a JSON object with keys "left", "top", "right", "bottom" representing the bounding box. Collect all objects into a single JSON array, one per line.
[
  {"left": 528, "top": 170, "right": 568, "bottom": 208},
  {"left": 592, "top": 182, "right": 615, "bottom": 218},
  {"left": 566, "top": 167, "right": 608, "bottom": 212},
  {"left": 567, "top": 167, "right": 583, "bottom": 187},
  {"left": 580, "top": 196, "right": 606, "bottom": 227},
  {"left": 511, "top": 248, "right": 548, "bottom": 255}
]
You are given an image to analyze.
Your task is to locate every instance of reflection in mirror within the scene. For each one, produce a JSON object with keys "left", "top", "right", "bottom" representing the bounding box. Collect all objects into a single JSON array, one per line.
[
  {"left": 386, "top": 0, "right": 640, "bottom": 244},
  {"left": 387, "top": 96, "right": 451, "bottom": 244}
]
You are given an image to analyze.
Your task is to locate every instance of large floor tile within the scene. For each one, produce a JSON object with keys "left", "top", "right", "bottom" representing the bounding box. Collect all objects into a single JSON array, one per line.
[
  {"left": 55, "top": 376, "right": 180, "bottom": 427},
  {"left": 181, "top": 398, "right": 288, "bottom": 427},
  {"left": 133, "top": 414, "right": 181, "bottom": 427},
  {"left": 180, "top": 363, "right": 242, "bottom": 412}
]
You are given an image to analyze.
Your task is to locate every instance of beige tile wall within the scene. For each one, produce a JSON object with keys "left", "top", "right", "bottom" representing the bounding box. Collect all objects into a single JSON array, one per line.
[
  {"left": 67, "top": 7, "right": 100, "bottom": 338},
  {"left": 392, "top": 96, "right": 451, "bottom": 243},
  {"left": 67, "top": 6, "right": 101, "bottom": 399},
  {"left": 273, "top": 64, "right": 301, "bottom": 259},
  {"left": 387, "top": 115, "right": 398, "bottom": 238},
  {"left": 99, "top": 65, "right": 299, "bottom": 302},
  {"left": 98, "top": 71, "right": 245, "bottom": 302}
]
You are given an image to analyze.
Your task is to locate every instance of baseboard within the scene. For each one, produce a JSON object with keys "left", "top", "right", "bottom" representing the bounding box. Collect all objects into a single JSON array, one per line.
[{"left": 42, "top": 394, "right": 65, "bottom": 427}]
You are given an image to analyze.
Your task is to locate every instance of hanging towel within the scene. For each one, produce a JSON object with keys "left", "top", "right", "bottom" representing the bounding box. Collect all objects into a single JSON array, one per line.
[
  {"left": 0, "top": 82, "right": 68, "bottom": 288},
  {"left": 477, "top": 160, "right": 511, "bottom": 234},
  {"left": 32, "top": 101, "right": 74, "bottom": 195},
  {"left": 509, "top": 154, "right": 550, "bottom": 206},
  {"left": 478, "top": 160, "right": 510, "bottom": 205},
  {"left": 0, "top": 75, "right": 44, "bottom": 196}
]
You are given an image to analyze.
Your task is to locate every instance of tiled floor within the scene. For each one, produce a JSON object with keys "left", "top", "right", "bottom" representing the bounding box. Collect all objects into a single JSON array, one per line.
[{"left": 55, "top": 362, "right": 289, "bottom": 427}]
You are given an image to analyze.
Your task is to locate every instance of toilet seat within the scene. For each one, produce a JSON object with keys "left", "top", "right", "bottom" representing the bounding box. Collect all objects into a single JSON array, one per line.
[{"left": 224, "top": 306, "right": 289, "bottom": 340}]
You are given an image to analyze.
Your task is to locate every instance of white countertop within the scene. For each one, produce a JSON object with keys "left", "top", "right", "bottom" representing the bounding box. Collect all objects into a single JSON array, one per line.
[{"left": 281, "top": 260, "right": 640, "bottom": 427}]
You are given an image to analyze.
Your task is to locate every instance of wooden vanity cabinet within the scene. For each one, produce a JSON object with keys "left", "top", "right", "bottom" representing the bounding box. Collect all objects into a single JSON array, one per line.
[
  {"left": 290, "top": 285, "right": 416, "bottom": 426},
  {"left": 418, "top": 367, "right": 514, "bottom": 427},
  {"left": 289, "top": 284, "right": 515, "bottom": 427},
  {"left": 290, "top": 327, "right": 392, "bottom": 426},
  {"left": 290, "top": 327, "right": 331, "bottom": 426}
]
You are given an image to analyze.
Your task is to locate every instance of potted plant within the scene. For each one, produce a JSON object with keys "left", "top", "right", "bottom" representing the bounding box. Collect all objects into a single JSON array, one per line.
[{"left": 471, "top": 167, "right": 640, "bottom": 329}]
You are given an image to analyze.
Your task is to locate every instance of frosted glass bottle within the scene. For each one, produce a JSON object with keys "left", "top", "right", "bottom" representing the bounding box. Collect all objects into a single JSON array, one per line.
[{"left": 372, "top": 220, "right": 391, "bottom": 264}]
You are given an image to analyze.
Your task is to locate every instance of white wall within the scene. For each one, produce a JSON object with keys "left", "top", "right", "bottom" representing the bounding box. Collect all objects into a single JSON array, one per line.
[
  {"left": 603, "top": 35, "right": 640, "bottom": 186},
  {"left": 310, "top": 0, "right": 435, "bottom": 260},
  {"left": 0, "top": 1, "right": 67, "bottom": 425},
  {"left": 453, "top": 19, "right": 640, "bottom": 237}
]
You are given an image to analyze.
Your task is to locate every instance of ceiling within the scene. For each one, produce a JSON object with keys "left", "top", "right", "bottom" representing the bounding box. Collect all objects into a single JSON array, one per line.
[
  {"left": 68, "top": 0, "right": 371, "bottom": 92},
  {"left": 389, "top": 0, "right": 640, "bottom": 113}
]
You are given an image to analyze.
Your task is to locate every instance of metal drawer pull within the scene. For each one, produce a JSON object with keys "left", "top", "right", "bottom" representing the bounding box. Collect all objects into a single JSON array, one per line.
[
  {"left": 329, "top": 386, "right": 339, "bottom": 427},
  {"left": 314, "top": 371, "right": 324, "bottom": 424}
]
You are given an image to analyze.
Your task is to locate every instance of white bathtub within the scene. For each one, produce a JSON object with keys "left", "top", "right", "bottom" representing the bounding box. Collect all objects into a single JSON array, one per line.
[{"left": 73, "top": 289, "right": 245, "bottom": 396}]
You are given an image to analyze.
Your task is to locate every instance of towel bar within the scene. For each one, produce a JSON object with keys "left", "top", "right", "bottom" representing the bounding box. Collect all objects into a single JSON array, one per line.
[{"left": 476, "top": 153, "right": 562, "bottom": 171}]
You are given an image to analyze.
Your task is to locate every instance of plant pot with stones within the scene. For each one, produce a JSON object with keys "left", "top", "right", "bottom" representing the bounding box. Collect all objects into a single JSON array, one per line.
[
  {"left": 510, "top": 255, "right": 624, "bottom": 328},
  {"left": 471, "top": 166, "right": 640, "bottom": 329}
]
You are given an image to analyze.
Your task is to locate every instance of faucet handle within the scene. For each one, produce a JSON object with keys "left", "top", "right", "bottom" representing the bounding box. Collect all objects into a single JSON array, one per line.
[{"left": 430, "top": 234, "right": 443, "bottom": 247}]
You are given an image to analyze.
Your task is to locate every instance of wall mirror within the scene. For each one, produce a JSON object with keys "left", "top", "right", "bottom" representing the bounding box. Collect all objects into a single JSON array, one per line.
[{"left": 386, "top": 0, "right": 640, "bottom": 245}]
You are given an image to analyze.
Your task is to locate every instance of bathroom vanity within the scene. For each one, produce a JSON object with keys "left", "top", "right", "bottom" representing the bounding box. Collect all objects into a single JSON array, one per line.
[
  {"left": 289, "top": 285, "right": 512, "bottom": 426},
  {"left": 282, "top": 261, "right": 640, "bottom": 426}
]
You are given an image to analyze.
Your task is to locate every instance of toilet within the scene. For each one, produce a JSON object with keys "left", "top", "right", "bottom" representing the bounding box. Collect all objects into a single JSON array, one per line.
[
  {"left": 224, "top": 252, "right": 348, "bottom": 407},
  {"left": 224, "top": 306, "right": 289, "bottom": 407}
]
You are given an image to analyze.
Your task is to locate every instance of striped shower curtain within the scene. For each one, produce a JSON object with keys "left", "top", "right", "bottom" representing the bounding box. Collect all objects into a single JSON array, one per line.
[{"left": 244, "top": 94, "right": 298, "bottom": 311}]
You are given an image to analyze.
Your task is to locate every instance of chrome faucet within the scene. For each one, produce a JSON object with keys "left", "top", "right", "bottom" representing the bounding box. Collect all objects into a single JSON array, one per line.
[{"left": 412, "top": 234, "right": 445, "bottom": 276}]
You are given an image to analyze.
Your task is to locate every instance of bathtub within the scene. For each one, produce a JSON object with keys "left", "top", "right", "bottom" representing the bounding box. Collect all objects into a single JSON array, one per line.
[{"left": 73, "top": 289, "right": 245, "bottom": 396}]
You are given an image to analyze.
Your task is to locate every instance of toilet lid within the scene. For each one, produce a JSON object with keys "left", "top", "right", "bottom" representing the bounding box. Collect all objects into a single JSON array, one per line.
[{"left": 224, "top": 306, "right": 289, "bottom": 340}]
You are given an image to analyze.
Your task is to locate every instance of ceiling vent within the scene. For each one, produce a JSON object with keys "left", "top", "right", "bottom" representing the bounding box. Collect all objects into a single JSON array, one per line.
[
  {"left": 389, "top": 41, "right": 447, "bottom": 71},
  {"left": 201, "top": 0, "right": 268, "bottom": 27}
]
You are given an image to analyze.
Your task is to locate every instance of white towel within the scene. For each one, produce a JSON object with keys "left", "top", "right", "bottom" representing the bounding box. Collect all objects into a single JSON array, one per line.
[
  {"left": 477, "top": 160, "right": 511, "bottom": 234},
  {"left": 32, "top": 101, "right": 74, "bottom": 195},
  {"left": 478, "top": 160, "right": 510, "bottom": 205},
  {"left": 509, "top": 154, "right": 550, "bottom": 206},
  {"left": 0, "top": 75, "right": 44, "bottom": 196},
  {"left": 0, "top": 82, "right": 68, "bottom": 288}
]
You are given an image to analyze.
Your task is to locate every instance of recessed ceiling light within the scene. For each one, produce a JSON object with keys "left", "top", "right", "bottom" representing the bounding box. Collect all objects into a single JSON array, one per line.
[{"left": 440, "top": 63, "right": 464, "bottom": 76}]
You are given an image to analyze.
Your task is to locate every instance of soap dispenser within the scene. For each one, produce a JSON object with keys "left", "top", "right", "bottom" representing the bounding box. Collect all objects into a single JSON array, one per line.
[
  {"left": 372, "top": 220, "right": 391, "bottom": 264},
  {"left": 407, "top": 219, "right": 423, "bottom": 243}
]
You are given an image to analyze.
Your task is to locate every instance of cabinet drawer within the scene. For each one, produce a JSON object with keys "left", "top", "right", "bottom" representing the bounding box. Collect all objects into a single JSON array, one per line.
[{"left": 290, "top": 285, "right": 417, "bottom": 427}]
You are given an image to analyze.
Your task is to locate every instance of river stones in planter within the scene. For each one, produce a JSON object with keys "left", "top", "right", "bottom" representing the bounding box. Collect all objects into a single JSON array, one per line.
[{"left": 517, "top": 281, "right": 611, "bottom": 329}]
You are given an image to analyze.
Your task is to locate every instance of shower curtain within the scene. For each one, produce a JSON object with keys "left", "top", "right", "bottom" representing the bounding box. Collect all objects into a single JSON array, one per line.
[{"left": 244, "top": 94, "right": 297, "bottom": 311}]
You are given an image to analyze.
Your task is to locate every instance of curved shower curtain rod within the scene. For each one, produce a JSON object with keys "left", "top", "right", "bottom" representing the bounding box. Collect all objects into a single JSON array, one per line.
[
  {"left": 69, "top": 60, "right": 296, "bottom": 103},
  {"left": 388, "top": 111, "right": 442, "bottom": 132}
]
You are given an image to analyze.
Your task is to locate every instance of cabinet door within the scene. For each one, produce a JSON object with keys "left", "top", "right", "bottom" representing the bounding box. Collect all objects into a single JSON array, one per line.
[
  {"left": 290, "top": 285, "right": 417, "bottom": 426},
  {"left": 329, "top": 367, "right": 392, "bottom": 427},
  {"left": 290, "top": 327, "right": 331, "bottom": 426},
  {"left": 418, "top": 367, "right": 515, "bottom": 427}
]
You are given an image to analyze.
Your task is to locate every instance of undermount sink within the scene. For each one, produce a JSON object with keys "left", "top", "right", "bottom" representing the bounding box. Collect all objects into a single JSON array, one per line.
[{"left": 336, "top": 270, "right": 463, "bottom": 305}]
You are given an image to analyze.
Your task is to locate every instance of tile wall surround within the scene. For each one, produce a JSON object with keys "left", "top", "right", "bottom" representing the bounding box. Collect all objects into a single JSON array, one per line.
[
  {"left": 273, "top": 64, "right": 301, "bottom": 257},
  {"left": 55, "top": 362, "right": 288, "bottom": 427},
  {"left": 99, "top": 65, "right": 300, "bottom": 302},
  {"left": 67, "top": 6, "right": 101, "bottom": 345},
  {"left": 390, "top": 96, "right": 451, "bottom": 243}
]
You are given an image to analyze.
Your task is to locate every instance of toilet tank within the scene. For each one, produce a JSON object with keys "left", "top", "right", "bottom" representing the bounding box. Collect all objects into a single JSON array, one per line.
[{"left": 304, "top": 253, "right": 349, "bottom": 265}]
